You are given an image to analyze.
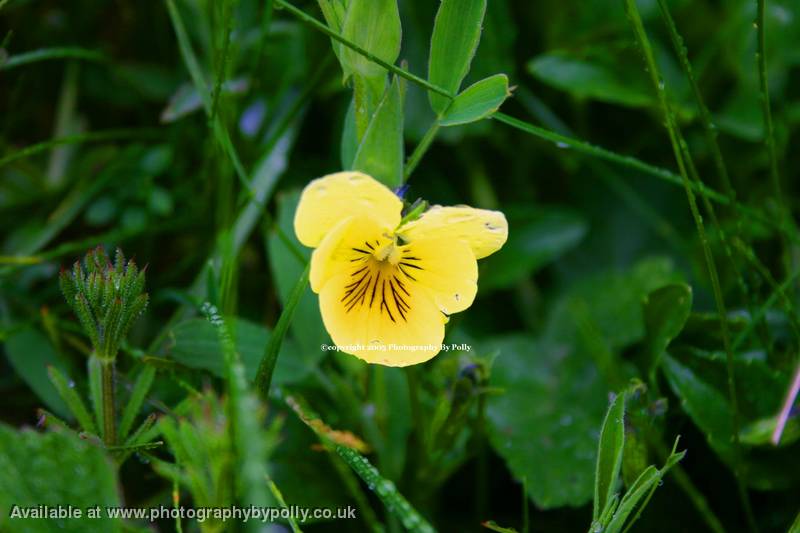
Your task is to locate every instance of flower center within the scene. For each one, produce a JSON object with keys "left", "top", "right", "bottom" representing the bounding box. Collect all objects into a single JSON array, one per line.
[{"left": 342, "top": 237, "right": 423, "bottom": 322}]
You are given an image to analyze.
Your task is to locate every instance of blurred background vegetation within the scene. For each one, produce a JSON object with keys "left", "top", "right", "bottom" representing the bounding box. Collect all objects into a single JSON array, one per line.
[{"left": 1, "top": 0, "right": 799, "bottom": 531}]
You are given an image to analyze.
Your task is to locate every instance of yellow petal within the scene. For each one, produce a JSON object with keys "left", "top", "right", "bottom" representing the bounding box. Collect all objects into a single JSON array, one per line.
[
  {"left": 395, "top": 237, "right": 477, "bottom": 314},
  {"left": 309, "top": 215, "right": 394, "bottom": 293},
  {"left": 318, "top": 266, "right": 447, "bottom": 367},
  {"left": 397, "top": 205, "right": 508, "bottom": 259},
  {"left": 294, "top": 171, "right": 403, "bottom": 248}
]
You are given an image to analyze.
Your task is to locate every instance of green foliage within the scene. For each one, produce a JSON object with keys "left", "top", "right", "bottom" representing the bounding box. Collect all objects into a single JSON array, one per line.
[
  {"left": 4, "top": 327, "right": 70, "bottom": 417},
  {"left": 0, "top": 424, "right": 122, "bottom": 532},
  {"left": 352, "top": 76, "right": 405, "bottom": 187},
  {"left": 593, "top": 392, "right": 626, "bottom": 522},
  {"left": 428, "top": 0, "right": 487, "bottom": 114},
  {"left": 439, "top": 74, "right": 511, "bottom": 127},
  {"left": 2, "top": 0, "right": 800, "bottom": 530}
]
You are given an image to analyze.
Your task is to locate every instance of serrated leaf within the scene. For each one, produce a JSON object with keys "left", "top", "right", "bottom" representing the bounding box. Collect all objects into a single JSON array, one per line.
[
  {"left": 340, "top": 0, "right": 401, "bottom": 80},
  {"left": 439, "top": 74, "right": 510, "bottom": 126},
  {"left": 428, "top": 0, "right": 487, "bottom": 114},
  {"left": 0, "top": 424, "right": 122, "bottom": 532},
  {"left": 352, "top": 76, "right": 404, "bottom": 187}
]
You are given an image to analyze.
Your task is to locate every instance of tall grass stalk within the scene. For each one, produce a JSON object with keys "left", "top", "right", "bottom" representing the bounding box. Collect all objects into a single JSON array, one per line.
[{"left": 622, "top": 2, "right": 757, "bottom": 530}]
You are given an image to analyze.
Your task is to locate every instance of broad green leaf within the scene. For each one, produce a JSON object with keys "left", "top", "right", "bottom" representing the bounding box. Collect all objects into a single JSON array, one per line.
[
  {"left": 594, "top": 392, "right": 626, "bottom": 521},
  {"left": 428, "top": 0, "right": 487, "bottom": 114},
  {"left": 546, "top": 257, "right": 682, "bottom": 350},
  {"left": 485, "top": 335, "right": 608, "bottom": 508},
  {"left": 643, "top": 283, "right": 692, "bottom": 376},
  {"left": 340, "top": 0, "right": 401, "bottom": 80},
  {"left": 439, "top": 74, "right": 511, "bottom": 126},
  {"left": 352, "top": 76, "right": 404, "bottom": 187},
  {"left": 166, "top": 317, "right": 311, "bottom": 385},
  {"left": 0, "top": 424, "right": 121, "bottom": 532},
  {"left": 479, "top": 205, "right": 587, "bottom": 291},
  {"left": 4, "top": 326, "right": 70, "bottom": 418},
  {"left": 527, "top": 53, "right": 652, "bottom": 107},
  {"left": 663, "top": 355, "right": 736, "bottom": 462},
  {"left": 664, "top": 350, "right": 800, "bottom": 490}
]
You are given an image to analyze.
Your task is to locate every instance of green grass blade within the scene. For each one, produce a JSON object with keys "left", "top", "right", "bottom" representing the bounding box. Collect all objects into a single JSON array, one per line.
[
  {"left": 622, "top": 2, "right": 756, "bottom": 530},
  {"left": 285, "top": 394, "right": 435, "bottom": 533},
  {"left": 47, "top": 366, "right": 98, "bottom": 435},
  {"left": 655, "top": 0, "right": 734, "bottom": 200},
  {"left": 755, "top": 0, "right": 783, "bottom": 209},
  {"left": 0, "top": 47, "right": 106, "bottom": 71},
  {"left": 0, "top": 129, "right": 160, "bottom": 168},
  {"left": 491, "top": 112, "right": 774, "bottom": 229},
  {"left": 267, "top": 477, "right": 304, "bottom": 533},
  {"left": 255, "top": 262, "right": 310, "bottom": 397},
  {"left": 118, "top": 365, "right": 156, "bottom": 442}
]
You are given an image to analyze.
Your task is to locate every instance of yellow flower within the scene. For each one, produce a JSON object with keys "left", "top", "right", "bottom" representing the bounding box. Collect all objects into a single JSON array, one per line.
[{"left": 294, "top": 171, "right": 508, "bottom": 366}]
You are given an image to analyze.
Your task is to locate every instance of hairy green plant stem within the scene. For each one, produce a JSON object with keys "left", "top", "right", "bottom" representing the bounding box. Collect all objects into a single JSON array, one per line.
[
  {"left": 623, "top": 2, "right": 757, "bottom": 530},
  {"left": 101, "top": 357, "right": 116, "bottom": 446}
]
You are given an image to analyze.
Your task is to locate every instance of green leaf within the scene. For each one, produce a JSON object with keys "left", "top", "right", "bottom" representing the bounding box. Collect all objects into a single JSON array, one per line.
[
  {"left": 352, "top": 76, "right": 404, "bottom": 187},
  {"left": 740, "top": 415, "right": 800, "bottom": 448},
  {"left": 428, "top": 0, "right": 487, "bottom": 114},
  {"left": 604, "top": 443, "right": 685, "bottom": 533},
  {"left": 439, "top": 74, "right": 511, "bottom": 126},
  {"left": 643, "top": 283, "right": 692, "bottom": 377},
  {"left": 527, "top": 52, "right": 652, "bottom": 107},
  {"left": 340, "top": 96, "right": 358, "bottom": 168},
  {"left": 47, "top": 366, "right": 98, "bottom": 436},
  {"left": 485, "top": 334, "right": 608, "bottom": 508},
  {"left": 546, "top": 257, "right": 681, "bottom": 350},
  {"left": 594, "top": 392, "right": 626, "bottom": 521},
  {"left": 0, "top": 424, "right": 121, "bottom": 532},
  {"left": 340, "top": 0, "right": 401, "bottom": 80},
  {"left": 4, "top": 326, "right": 70, "bottom": 418},
  {"left": 479, "top": 205, "right": 587, "bottom": 291},
  {"left": 118, "top": 365, "right": 156, "bottom": 441},
  {"left": 317, "top": 0, "right": 348, "bottom": 64},
  {"left": 662, "top": 355, "right": 736, "bottom": 462},
  {"left": 789, "top": 511, "right": 800, "bottom": 533},
  {"left": 166, "top": 317, "right": 311, "bottom": 386}
]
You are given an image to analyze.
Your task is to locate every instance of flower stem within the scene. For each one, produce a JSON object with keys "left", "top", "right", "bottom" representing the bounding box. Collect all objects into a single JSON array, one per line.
[
  {"left": 101, "top": 358, "right": 116, "bottom": 446},
  {"left": 404, "top": 120, "right": 440, "bottom": 181}
]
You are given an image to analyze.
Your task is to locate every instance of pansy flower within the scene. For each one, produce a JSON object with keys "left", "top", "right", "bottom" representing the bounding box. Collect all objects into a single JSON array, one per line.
[{"left": 294, "top": 171, "right": 507, "bottom": 366}]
